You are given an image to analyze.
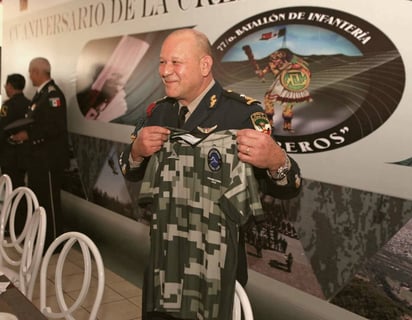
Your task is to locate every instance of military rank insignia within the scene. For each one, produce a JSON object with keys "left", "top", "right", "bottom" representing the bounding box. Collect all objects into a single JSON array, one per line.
[
  {"left": 240, "top": 93, "right": 258, "bottom": 105},
  {"left": 197, "top": 124, "right": 218, "bottom": 134},
  {"left": 251, "top": 112, "right": 272, "bottom": 135},
  {"left": 209, "top": 95, "right": 217, "bottom": 108},
  {"left": 223, "top": 89, "right": 260, "bottom": 106}
]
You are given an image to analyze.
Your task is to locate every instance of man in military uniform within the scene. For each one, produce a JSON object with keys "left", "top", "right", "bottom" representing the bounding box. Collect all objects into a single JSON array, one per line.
[
  {"left": 0, "top": 74, "right": 31, "bottom": 188},
  {"left": 121, "top": 29, "right": 302, "bottom": 320},
  {"left": 9, "top": 57, "right": 69, "bottom": 249}
]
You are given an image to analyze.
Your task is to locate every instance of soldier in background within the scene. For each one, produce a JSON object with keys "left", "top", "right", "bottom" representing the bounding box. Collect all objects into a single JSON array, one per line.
[
  {"left": 0, "top": 73, "right": 31, "bottom": 188},
  {"left": 121, "top": 29, "right": 302, "bottom": 320},
  {"left": 9, "top": 57, "right": 70, "bottom": 249}
]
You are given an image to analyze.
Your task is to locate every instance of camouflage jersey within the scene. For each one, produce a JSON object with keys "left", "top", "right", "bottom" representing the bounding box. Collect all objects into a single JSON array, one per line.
[{"left": 138, "top": 129, "right": 264, "bottom": 320}]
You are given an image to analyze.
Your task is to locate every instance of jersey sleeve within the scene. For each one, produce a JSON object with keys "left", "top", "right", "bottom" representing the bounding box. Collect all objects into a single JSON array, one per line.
[{"left": 219, "top": 161, "right": 265, "bottom": 226}]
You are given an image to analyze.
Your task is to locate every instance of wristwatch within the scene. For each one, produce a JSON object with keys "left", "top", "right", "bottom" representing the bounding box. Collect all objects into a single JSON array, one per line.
[{"left": 267, "top": 149, "right": 291, "bottom": 181}]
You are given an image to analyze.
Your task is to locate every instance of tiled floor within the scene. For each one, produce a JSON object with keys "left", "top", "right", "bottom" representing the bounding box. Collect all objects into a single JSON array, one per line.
[{"left": 28, "top": 248, "right": 143, "bottom": 320}]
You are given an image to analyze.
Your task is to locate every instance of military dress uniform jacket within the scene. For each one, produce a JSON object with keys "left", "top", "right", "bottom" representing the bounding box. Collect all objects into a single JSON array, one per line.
[
  {"left": 121, "top": 81, "right": 301, "bottom": 199},
  {"left": 0, "top": 93, "right": 31, "bottom": 168},
  {"left": 26, "top": 80, "right": 69, "bottom": 170}
]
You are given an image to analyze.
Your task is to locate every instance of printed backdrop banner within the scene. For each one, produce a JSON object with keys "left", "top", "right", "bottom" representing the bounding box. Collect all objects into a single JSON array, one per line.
[{"left": 2, "top": 0, "right": 412, "bottom": 202}]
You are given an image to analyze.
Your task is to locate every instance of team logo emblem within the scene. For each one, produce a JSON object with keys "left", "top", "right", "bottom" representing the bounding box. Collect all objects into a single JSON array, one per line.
[
  {"left": 280, "top": 68, "right": 311, "bottom": 92},
  {"left": 208, "top": 148, "right": 222, "bottom": 171}
]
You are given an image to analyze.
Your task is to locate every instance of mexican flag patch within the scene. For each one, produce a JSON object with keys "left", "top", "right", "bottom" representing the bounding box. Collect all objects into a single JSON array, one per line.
[{"left": 49, "top": 97, "right": 61, "bottom": 107}]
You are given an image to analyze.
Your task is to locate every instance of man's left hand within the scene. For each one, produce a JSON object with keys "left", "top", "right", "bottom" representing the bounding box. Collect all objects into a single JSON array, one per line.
[{"left": 237, "top": 129, "right": 286, "bottom": 172}]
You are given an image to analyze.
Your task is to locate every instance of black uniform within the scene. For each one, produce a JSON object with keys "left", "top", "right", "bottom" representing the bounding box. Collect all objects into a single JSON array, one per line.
[
  {"left": 0, "top": 92, "right": 31, "bottom": 187},
  {"left": 121, "top": 81, "right": 302, "bottom": 319},
  {"left": 26, "top": 79, "right": 70, "bottom": 249}
]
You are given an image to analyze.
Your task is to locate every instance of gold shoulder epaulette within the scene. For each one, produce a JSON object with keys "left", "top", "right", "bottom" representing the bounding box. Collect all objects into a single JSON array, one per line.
[{"left": 223, "top": 89, "right": 260, "bottom": 105}]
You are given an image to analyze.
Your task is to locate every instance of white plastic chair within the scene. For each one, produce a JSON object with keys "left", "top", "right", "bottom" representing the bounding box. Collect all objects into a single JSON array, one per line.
[
  {"left": 40, "top": 231, "right": 105, "bottom": 320},
  {"left": 19, "top": 206, "right": 47, "bottom": 299},
  {"left": 0, "top": 174, "right": 13, "bottom": 211},
  {"left": 232, "top": 281, "right": 254, "bottom": 320},
  {"left": 0, "top": 186, "right": 39, "bottom": 268}
]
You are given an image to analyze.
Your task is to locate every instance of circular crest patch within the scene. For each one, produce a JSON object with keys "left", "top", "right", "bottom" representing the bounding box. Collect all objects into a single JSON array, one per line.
[
  {"left": 208, "top": 148, "right": 222, "bottom": 171},
  {"left": 280, "top": 68, "right": 311, "bottom": 92}
]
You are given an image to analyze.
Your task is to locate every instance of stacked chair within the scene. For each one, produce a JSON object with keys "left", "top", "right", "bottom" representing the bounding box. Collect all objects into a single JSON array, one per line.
[
  {"left": 39, "top": 231, "right": 105, "bottom": 320},
  {"left": 0, "top": 174, "right": 106, "bottom": 319},
  {"left": 0, "top": 174, "right": 13, "bottom": 211},
  {"left": 232, "top": 281, "right": 255, "bottom": 320},
  {"left": 19, "top": 206, "right": 47, "bottom": 299},
  {"left": 0, "top": 184, "right": 45, "bottom": 301}
]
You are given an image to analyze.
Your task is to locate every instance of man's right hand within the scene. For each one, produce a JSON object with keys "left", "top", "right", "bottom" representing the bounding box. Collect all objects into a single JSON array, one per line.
[{"left": 131, "top": 126, "right": 170, "bottom": 161}]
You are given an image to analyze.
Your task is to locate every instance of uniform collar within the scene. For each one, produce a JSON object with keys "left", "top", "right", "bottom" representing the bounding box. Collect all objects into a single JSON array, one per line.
[
  {"left": 185, "top": 79, "right": 215, "bottom": 114},
  {"left": 180, "top": 81, "right": 223, "bottom": 133},
  {"left": 36, "top": 79, "right": 52, "bottom": 94}
]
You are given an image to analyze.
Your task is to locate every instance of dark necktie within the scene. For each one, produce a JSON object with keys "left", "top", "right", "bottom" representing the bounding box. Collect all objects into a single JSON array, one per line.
[
  {"left": 32, "top": 91, "right": 40, "bottom": 103},
  {"left": 178, "top": 106, "right": 189, "bottom": 128}
]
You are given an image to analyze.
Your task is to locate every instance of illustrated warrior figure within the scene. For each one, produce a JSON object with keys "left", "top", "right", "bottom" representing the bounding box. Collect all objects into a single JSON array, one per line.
[{"left": 243, "top": 46, "right": 312, "bottom": 132}]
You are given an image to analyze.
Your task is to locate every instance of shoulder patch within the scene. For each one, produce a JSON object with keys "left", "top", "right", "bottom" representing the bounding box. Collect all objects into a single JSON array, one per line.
[
  {"left": 251, "top": 112, "right": 272, "bottom": 135},
  {"left": 146, "top": 96, "right": 174, "bottom": 117},
  {"left": 223, "top": 89, "right": 260, "bottom": 106},
  {"left": 49, "top": 97, "right": 61, "bottom": 108}
]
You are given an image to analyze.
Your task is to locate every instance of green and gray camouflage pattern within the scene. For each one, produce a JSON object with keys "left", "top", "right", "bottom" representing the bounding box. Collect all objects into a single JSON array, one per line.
[{"left": 138, "top": 129, "right": 264, "bottom": 320}]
